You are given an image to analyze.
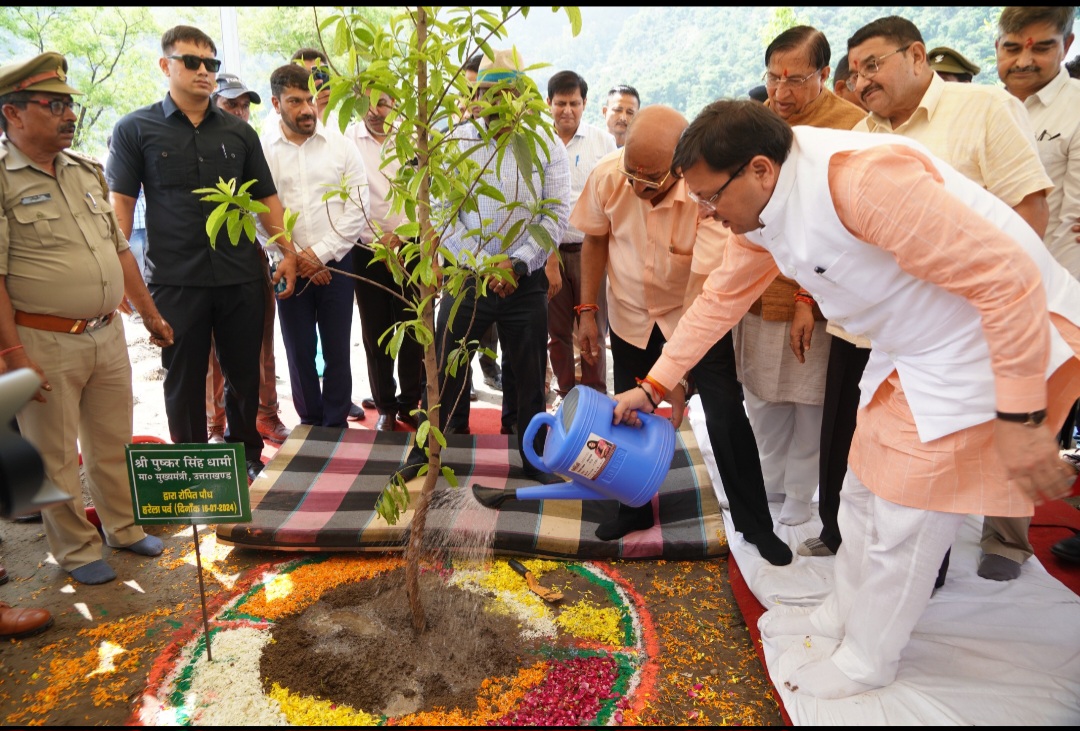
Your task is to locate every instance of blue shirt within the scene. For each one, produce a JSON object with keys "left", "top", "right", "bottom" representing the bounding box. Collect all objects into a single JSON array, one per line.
[{"left": 439, "top": 123, "right": 571, "bottom": 274}]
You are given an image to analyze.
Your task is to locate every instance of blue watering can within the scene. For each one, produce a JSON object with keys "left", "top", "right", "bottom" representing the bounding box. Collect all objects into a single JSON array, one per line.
[{"left": 472, "top": 385, "right": 675, "bottom": 509}]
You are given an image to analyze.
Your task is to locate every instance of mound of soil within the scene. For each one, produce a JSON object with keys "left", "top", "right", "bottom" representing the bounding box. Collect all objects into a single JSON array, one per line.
[{"left": 260, "top": 568, "right": 541, "bottom": 716}]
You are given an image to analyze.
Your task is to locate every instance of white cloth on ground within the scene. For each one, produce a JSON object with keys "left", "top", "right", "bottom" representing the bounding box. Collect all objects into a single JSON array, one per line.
[{"left": 688, "top": 397, "right": 1080, "bottom": 725}]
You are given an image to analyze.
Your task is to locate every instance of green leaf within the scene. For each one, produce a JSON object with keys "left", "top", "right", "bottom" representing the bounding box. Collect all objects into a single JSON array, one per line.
[
  {"left": 562, "top": 6, "right": 583, "bottom": 35},
  {"left": 441, "top": 465, "right": 458, "bottom": 488}
]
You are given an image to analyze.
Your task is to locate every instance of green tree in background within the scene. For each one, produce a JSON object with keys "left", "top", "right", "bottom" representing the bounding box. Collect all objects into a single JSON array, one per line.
[{"left": 0, "top": 6, "right": 160, "bottom": 153}]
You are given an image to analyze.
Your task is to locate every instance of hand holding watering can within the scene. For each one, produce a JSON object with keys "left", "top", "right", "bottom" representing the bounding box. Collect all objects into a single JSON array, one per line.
[{"left": 612, "top": 375, "right": 691, "bottom": 429}]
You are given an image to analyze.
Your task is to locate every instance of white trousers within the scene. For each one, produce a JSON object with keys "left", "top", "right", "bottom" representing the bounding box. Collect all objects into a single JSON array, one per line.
[
  {"left": 810, "top": 470, "right": 965, "bottom": 686},
  {"left": 744, "top": 387, "right": 822, "bottom": 503}
]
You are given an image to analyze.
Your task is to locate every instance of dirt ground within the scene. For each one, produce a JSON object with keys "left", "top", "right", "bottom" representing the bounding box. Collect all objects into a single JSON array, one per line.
[{"left": 0, "top": 314, "right": 786, "bottom": 726}]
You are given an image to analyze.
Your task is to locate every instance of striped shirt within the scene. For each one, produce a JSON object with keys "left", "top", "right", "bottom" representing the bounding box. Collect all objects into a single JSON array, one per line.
[
  {"left": 439, "top": 123, "right": 570, "bottom": 275},
  {"left": 132, "top": 188, "right": 146, "bottom": 231}
]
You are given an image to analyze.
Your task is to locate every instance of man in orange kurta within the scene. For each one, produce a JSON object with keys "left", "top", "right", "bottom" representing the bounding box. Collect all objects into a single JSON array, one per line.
[{"left": 614, "top": 100, "right": 1080, "bottom": 698}]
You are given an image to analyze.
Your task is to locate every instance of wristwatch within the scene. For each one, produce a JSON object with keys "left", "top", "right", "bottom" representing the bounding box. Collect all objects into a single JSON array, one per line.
[
  {"left": 510, "top": 258, "right": 529, "bottom": 280},
  {"left": 995, "top": 409, "right": 1048, "bottom": 427}
]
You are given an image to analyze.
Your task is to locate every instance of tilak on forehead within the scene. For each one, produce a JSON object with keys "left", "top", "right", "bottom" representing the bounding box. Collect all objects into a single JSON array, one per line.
[{"left": 1026, "top": 37, "right": 1034, "bottom": 48}]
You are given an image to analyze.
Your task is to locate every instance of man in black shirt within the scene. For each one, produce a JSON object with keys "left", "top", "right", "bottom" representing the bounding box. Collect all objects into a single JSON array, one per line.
[{"left": 106, "top": 25, "right": 297, "bottom": 482}]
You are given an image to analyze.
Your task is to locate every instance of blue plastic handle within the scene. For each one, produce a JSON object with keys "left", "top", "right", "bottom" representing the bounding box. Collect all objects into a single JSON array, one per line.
[{"left": 522, "top": 411, "right": 556, "bottom": 472}]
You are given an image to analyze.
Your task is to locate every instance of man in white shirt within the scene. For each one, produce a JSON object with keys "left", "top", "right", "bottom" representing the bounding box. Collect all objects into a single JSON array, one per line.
[
  {"left": 261, "top": 63, "right": 368, "bottom": 428},
  {"left": 996, "top": 5, "right": 1080, "bottom": 563},
  {"left": 601, "top": 85, "right": 640, "bottom": 149},
  {"left": 344, "top": 93, "right": 423, "bottom": 432},
  {"left": 545, "top": 70, "right": 617, "bottom": 400}
]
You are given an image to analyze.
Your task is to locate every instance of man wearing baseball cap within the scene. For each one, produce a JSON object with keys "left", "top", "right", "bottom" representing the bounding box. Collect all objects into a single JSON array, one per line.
[
  {"left": 211, "top": 72, "right": 261, "bottom": 123},
  {"left": 0, "top": 51, "right": 173, "bottom": 587}
]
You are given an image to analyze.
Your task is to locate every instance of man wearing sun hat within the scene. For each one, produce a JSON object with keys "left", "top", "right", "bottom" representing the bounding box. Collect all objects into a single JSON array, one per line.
[
  {"left": 927, "top": 45, "right": 981, "bottom": 82},
  {"left": 0, "top": 51, "right": 174, "bottom": 586},
  {"left": 412, "top": 48, "right": 571, "bottom": 483}
]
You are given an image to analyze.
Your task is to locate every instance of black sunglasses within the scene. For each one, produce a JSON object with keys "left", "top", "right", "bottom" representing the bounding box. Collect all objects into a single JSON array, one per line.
[{"left": 167, "top": 54, "right": 222, "bottom": 73}]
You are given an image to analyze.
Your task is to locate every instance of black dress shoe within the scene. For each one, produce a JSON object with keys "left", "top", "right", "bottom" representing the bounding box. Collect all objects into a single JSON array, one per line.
[
  {"left": 246, "top": 459, "right": 265, "bottom": 484},
  {"left": 375, "top": 413, "right": 396, "bottom": 431},
  {"left": 396, "top": 410, "right": 420, "bottom": 430},
  {"left": 1051, "top": 533, "right": 1080, "bottom": 564},
  {"left": 361, "top": 397, "right": 377, "bottom": 410},
  {"left": 348, "top": 402, "right": 366, "bottom": 421}
]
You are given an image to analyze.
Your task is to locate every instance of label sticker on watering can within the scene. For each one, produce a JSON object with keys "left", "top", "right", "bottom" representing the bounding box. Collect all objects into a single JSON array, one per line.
[
  {"left": 125, "top": 443, "right": 250, "bottom": 525},
  {"left": 568, "top": 434, "right": 617, "bottom": 480}
]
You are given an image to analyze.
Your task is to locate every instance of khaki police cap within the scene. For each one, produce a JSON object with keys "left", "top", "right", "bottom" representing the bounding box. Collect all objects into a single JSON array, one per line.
[
  {"left": 0, "top": 52, "right": 82, "bottom": 98},
  {"left": 927, "top": 46, "right": 981, "bottom": 77}
]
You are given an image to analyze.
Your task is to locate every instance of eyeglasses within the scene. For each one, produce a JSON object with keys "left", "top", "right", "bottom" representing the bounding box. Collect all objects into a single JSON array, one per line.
[
  {"left": 23, "top": 98, "right": 81, "bottom": 116},
  {"left": 762, "top": 69, "right": 822, "bottom": 89},
  {"left": 617, "top": 158, "right": 672, "bottom": 190},
  {"left": 167, "top": 54, "right": 222, "bottom": 73},
  {"left": 845, "top": 45, "right": 910, "bottom": 92},
  {"left": 687, "top": 160, "right": 750, "bottom": 213}
]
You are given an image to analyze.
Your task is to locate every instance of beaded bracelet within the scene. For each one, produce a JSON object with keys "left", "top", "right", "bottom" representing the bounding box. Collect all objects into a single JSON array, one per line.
[
  {"left": 574, "top": 303, "right": 600, "bottom": 315},
  {"left": 0, "top": 344, "right": 24, "bottom": 358},
  {"left": 636, "top": 383, "right": 658, "bottom": 410}
]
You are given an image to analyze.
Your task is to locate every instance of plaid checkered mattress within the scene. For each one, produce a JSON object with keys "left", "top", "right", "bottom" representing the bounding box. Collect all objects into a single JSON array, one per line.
[{"left": 215, "top": 422, "right": 726, "bottom": 559}]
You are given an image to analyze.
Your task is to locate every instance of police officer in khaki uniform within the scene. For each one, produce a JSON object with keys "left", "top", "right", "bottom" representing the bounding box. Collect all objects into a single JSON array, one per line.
[
  {"left": 927, "top": 45, "right": 982, "bottom": 83},
  {"left": 0, "top": 52, "right": 174, "bottom": 585}
]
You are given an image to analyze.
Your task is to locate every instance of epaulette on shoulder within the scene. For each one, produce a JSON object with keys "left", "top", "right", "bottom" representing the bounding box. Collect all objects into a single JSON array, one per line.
[
  {"left": 65, "top": 149, "right": 110, "bottom": 196},
  {"left": 65, "top": 149, "right": 104, "bottom": 170}
]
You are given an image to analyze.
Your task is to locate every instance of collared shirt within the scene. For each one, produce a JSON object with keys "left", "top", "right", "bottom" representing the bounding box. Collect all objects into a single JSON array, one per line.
[
  {"left": 856, "top": 73, "right": 1052, "bottom": 209},
  {"left": 561, "top": 121, "right": 617, "bottom": 243},
  {"left": 260, "top": 119, "right": 368, "bottom": 264},
  {"left": 571, "top": 150, "right": 728, "bottom": 348},
  {"left": 343, "top": 120, "right": 407, "bottom": 244},
  {"left": 106, "top": 93, "right": 276, "bottom": 286},
  {"left": 0, "top": 141, "right": 126, "bottom": 318},
  {"left": 650, "top": 144, "right": 1080, "bottom": 516},
  {"left": 439, "top": 122, "right": 571, "bottom": 275},
  {"left": 1021, "top": 70, "right": 1080, "bottom": 278}
]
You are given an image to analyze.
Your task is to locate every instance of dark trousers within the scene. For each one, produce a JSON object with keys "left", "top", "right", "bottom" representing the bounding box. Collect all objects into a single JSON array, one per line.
[
  {"left": 277, "top": 251, "right": 355, "bottom": 428},
  {"left": 1060, "top": 398, "right": 1079, "bottom": 449},
  {"left": 816, "top": 337, "right": 870, "bottom": 552},
  {"left": 432, "top": 269, "right": 548, "bottom": 463},
  {"left": 152, "top": 281, "right": 264, "bottom": 460},
  {"left": 353, "top": 245, "right": 423, "bottom": 416},
  {"left": 610, "top": 325, "right": 772, "bottom": 535},
  {"left": 692, "top": 331, "right": 773, "bottom": 536}
]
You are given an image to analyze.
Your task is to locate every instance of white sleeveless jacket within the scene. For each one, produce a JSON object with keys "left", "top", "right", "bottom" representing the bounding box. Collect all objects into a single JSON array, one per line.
[{"left": 744, "top": 127, "right": 1080, "bottom": 442}]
